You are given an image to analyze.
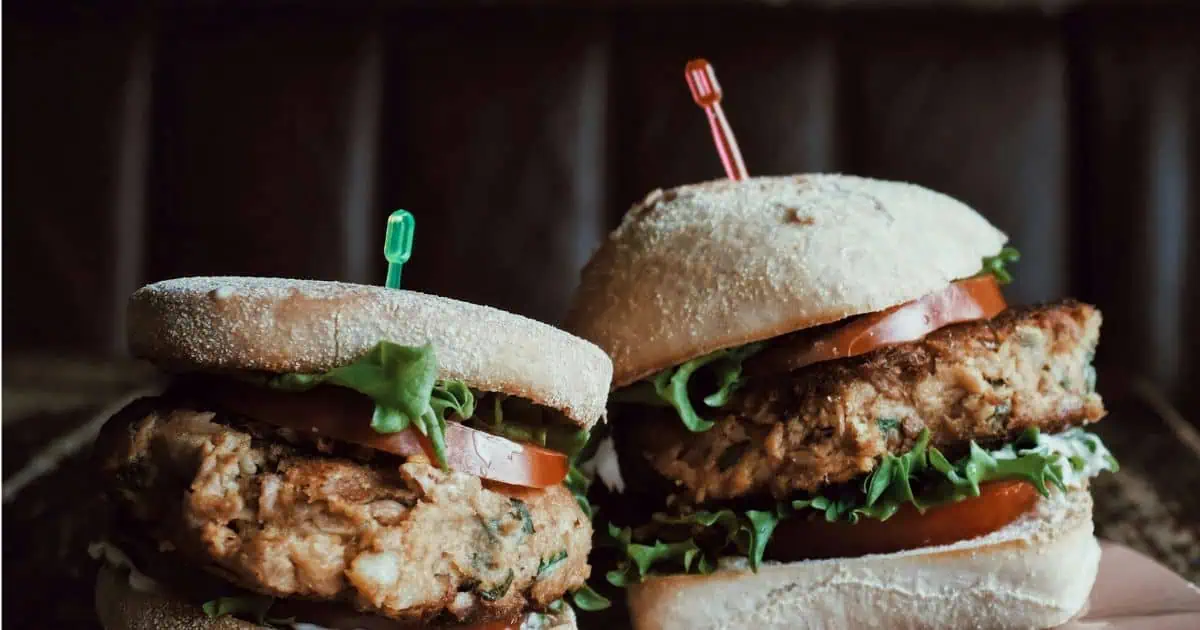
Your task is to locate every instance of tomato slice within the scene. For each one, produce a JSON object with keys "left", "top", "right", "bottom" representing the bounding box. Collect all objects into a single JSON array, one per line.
[
  {"left": 767, "top": 481, "right": 1039, "bottom": 561},
  {"left": 751, "top": 275, "right": 1007, "bottom": 375},
  {"left": 200, "top": 379, "right": 569, "bottom": 489}
]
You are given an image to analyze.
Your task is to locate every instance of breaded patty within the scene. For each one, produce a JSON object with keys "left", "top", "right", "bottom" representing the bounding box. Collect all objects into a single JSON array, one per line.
[
  {"left": 627, "top": 301, "right": 1105, "bottom": 503},
  {"left": 97, "top": 399, "right": 591, "bottom": 626}
]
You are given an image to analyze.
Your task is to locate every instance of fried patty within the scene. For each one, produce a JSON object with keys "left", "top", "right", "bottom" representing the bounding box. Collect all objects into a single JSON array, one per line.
[
  {"left": 97, "top": 399, "right": 591, "bottom": 626},
  {"left": 626, "top": 301, "right": 1105, "bottom": 503}
]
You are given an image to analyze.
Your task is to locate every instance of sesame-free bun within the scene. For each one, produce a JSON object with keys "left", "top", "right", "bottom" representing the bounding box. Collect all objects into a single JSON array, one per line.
[
  {"left": 128, "top": 277, "right": 612, "bottom": 429},
  {"left": 94, "top": 565, "right": 579, "bottom": 630},
  {"left": 95, "top": 565, "right": 253, "bottom": 630},
  {"left": 565, "top": 174, "right": 1008, "bottom": 387},
  {"left": 627, "top": 489, "right": 1099, "bottom": 630}
]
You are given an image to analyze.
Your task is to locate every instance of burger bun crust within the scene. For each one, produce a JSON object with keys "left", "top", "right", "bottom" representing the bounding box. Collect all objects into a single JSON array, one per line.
[
  {"left": 95, "top": 565, "right": 253, "bottom": 630},
  {"left": 128, "top": 277, "right": 612, "bottom": 430},
  {"left": 627, "top": 488, "right": 1099, "bottom": 630},
  {"left": 95, "top": 565, "right": 580, "bottom": 630},
  {"left": 565, "top": 174, "right": 1007, "bottom": 387}
]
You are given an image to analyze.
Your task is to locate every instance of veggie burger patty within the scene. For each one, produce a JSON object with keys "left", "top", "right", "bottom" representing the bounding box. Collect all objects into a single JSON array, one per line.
[
  {"left": 98, "top": 396, "right": 592, "bottom": 626},
  {"left": 628, "top": 301, "right": 1104, "bottom": 503}
]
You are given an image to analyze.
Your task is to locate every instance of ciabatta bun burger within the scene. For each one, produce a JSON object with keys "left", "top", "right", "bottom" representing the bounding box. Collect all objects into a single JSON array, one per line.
[
  {"left": 565, "top": 174, "right": 1117, "bottom": 630},
  {"left": 93, "top": 277, "right": 614, "bottom": 630}
]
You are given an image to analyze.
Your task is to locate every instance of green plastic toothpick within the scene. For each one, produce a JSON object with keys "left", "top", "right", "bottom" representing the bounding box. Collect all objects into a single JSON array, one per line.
[{"left": 384, "top": 210, "right": 414, "bottom": 289}]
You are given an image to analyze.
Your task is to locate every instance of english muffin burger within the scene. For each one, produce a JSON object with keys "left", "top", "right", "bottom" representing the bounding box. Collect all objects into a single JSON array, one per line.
[
  {"left": 565, "top": 174, "right": 1117, "bottom": 630},
  {"left": 92, "top": 277, "right": 613, "bottom": 630}
]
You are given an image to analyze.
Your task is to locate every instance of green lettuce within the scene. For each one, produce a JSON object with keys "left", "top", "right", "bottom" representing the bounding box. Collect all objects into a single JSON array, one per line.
[
  {"left": 561, "top": 445, "right": 612, "bottom": 611},
  {"left": 981, "top": 246, "right": 1021, "bottom": 285},
  {"left": 604, "top": 427, "right": 1116, "bottom": 586},
  {"left": 570, "top": 584, "right": 612, "bottom": 611},
  {"left": 203, "top": 595, "right": 291, "bottom": 626},
  {"left": 566, "top": 464, "right": 596, "bottom": 520},
  {"left": 264, "top": 341, "right": 474, "bottom": 470},
  {"left": 470, "top": 394, "right": 591, "bottom": 459},
  {"left": 610, "top": 342, "right": 765, "bottom": 432},
  {"left": 265, "top": 341, "right": 596, "bottom": 468}
]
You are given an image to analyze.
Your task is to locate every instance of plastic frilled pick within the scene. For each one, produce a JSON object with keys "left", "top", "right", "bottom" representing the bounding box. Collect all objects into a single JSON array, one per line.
[
  {"left": 685, "top": 58, "right": 749, "bottom": 181},
  {"left": 384, "top": 210, "right": 415, "bottom": 289}
]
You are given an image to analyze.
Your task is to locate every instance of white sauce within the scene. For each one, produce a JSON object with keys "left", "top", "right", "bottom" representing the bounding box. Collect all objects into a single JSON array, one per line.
[
  {"left": 580, "top": 436, "right": 625, "bottom": 493},
  {"left": 521, "top": 609, "right": 571, "bottom": 630},
  {"left": 88, "top": 541, "right": 162, "bottom": 593},
  {"left": 992, "top": 428, "right": 1116, "bottom": 488}
]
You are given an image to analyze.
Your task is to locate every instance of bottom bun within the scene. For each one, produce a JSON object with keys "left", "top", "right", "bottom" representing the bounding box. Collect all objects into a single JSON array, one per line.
[
  {"left": 628, "top": 488, "right": 1100, "bottom": 630},
  {"left": 95, "top": 565, "right": 578, "bottom": 630},
  {"left": 95, "top": 564, "right": 252, "bottom": 630}
]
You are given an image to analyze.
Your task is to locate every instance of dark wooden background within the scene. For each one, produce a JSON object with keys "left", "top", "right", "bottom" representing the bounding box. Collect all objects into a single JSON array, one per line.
[
  {"left": 4, "top": 3, "right": 1200, "bottom": 627},
  {"left": 5, "top": 1, "right": 1198, "bottom": 410}
]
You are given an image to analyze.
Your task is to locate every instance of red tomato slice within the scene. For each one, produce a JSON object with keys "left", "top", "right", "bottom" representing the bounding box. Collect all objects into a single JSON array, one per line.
[
  {"left": 768, "top": 481, "right": 1039, "bottom": 561},
  {"left": 751, "top": 275, "right": 1007, "bottom": 374},
  {"left": 201, "top": 379, "right": 569, "bottom": 489}
]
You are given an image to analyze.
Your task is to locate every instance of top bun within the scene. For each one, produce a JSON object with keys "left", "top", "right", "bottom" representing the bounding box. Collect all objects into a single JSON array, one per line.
[
  {"left": 128, "top": 277, "right": 612, "bottom": 429},
  {"left": 565, "top": 174, "right": 1007, "bottom": 387}
]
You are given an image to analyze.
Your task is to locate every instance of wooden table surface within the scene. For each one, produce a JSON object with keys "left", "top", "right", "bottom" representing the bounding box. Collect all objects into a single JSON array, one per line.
[{"left": 4, "top": 357, "right": 1198, "bottom": 629}]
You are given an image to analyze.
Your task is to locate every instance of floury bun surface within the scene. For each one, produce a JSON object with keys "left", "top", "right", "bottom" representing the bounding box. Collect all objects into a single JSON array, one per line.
[
  {"left": 627, "top": 490, "right": 1099, "bottom": 630},
  {"left": 129, "top": 277, "right": 612, "bottom": 430},
  {"left": 565, "top": 174, "right": 1007, "bottom": 387},
  {"left": 96, "top": 564, "right": 581, "bottom": 630}
]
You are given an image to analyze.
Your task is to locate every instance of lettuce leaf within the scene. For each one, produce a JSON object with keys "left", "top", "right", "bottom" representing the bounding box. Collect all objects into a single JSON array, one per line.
[
  {"left": 981, "top": 246, "right": 1021, "bottom": 285},
  {"left": 604, "top": 522, "right": 711, "bottom": 586},
  {"left": 202, "top": 595, "right": 291, "bottom": 627},
  {"left": 271, "top": 342, "right": 438, "bottom": 422},
  {"left": 570, "top": 584, "right": 612, "bottom": 611},
  {"left": 264, "top": 341, "right": 474, "bottom": 470},
  {"left": 566, "top": 464, "right": 596, "bottom": 520},
  {"left": 611, "top": 342, "right": 765, "bottom": 433},
  {"left": 470, "top": 394, "right": 591, "bottom": 459},
  {"left": 267, "top": 343, "right": 597, "bottom": 466},
  {"left": 560, "top": 439, "right": 613, "bottom": 611},
  {"left": 603, "top": 427, "right": 1116, "bottom": 586}
]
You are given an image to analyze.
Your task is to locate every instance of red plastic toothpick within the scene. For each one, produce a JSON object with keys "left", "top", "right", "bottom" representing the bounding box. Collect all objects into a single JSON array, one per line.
[{"left": 685, "top": 58, "right": 748, "bottom": 180}]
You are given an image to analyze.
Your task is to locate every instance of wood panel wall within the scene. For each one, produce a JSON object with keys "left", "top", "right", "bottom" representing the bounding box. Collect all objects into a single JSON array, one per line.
[{"left": 4, "top": 2, "right": 1198, "bottom": 408}]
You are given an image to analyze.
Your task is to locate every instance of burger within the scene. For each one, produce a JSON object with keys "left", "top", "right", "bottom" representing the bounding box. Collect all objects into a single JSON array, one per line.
[
  {"left": 91, "top": 277, "right": 614, "bottom": 630},
  {"left": 565, "top": 174, "right": 1118, "bottom": 629}
]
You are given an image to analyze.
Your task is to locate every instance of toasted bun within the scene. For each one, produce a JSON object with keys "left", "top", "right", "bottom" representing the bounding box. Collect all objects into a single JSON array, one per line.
[
  {"left": 565, "top": 174, "right": 1008, "bottom": 387},
  {"left": 627, "top": 489, "right": 1099, "bottom": 630},
  {"left": 128, "top": 277, "right": 612, "bottom": 429},
  {"left": 95, "top": 565, "right": 253, "bottom": 630},
  {"left": 95, "top": 565, "right": 580, "bottom": 630}
]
